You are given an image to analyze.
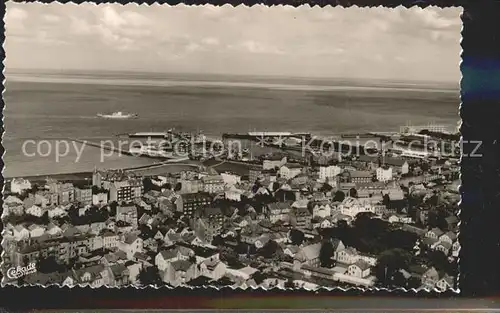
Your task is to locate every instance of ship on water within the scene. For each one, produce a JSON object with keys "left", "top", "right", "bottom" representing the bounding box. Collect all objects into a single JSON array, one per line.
[{"left": 97, "top": 111, "right": 138, "bottom": 119}]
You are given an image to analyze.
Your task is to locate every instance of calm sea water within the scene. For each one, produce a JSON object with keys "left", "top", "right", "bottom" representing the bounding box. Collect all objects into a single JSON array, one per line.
[{"left": 3, "top": 71, "right": 460, "bottom": 177}]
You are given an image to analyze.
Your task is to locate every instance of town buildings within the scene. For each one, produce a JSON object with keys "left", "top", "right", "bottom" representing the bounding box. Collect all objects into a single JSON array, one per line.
[{"left": 2, "top": 133, "right": 459, "bottom": 291}]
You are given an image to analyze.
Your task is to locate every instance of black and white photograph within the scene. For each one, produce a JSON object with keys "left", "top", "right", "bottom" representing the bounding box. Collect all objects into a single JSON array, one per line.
[{"left": 2, "top": 3, "right": 462, "bottom": 291}]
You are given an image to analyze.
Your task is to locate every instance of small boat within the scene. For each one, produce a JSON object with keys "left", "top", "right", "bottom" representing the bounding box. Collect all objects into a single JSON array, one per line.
[{"left": 97, "top": 111, "right": 138, "bottom": 119}]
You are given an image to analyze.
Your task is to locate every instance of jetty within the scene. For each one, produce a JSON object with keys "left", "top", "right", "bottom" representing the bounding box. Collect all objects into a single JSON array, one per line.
[
  {"left": 222, "top": 132, "right": 312, "bottom": 141},
  {"left": 67, "top": 138, "right": 172, "bottom": 160},
  {"left": 68, "top": 138, "right": 134, "bottom": 156}
]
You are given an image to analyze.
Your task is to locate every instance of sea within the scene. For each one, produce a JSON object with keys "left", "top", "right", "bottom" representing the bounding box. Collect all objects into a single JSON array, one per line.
[{"left": 2, "top": 69, "right": 460, "bottom": 178}]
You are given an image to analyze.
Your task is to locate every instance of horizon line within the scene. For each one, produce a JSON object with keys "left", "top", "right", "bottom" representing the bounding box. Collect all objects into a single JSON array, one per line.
[{"left": 5, "top": 67, "right": 460, "bottom": 86}]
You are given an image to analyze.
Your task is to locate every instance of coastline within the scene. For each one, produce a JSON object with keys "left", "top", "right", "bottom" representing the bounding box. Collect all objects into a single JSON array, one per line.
[
  {"left": 4, "top": 126, "right": 459, "bottom": 182},
  {"left": 4, "top": 160, "right": 202, "bottom": 182}
]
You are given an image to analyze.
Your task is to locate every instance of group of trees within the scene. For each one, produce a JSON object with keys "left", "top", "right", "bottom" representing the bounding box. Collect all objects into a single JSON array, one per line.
[
  {"left": 35, "top": 254, "right": 67, "bottom": 274},
  {"left": 372, "top": 248, "right": 413, "bottom": 287},
  {"left": 289, "top": 229, "right": 305, "bottom": 246},
  {"left": 319, "top": 213, "right": 419, "bottom": 257},
  {"left": 91, "top": 186, "right": 107, "bottom": 194},
  {"left": 333, "top": 191, "right": 346, "bottom": 202},
  {"left": 142, "top": 177, "right": 180, "bottom": 194},
  {"left": 67, "top": 204, "right": 111, "bottom": 226},
  {"left": 137, "top": 266, "right": 163, "bottom": 287},
  {"left": 319, "top": 240, "right": 336, "bottom": 268},
  {"left": 315, "top": 212, "right": 457, "bottom": 288},
  {"left": 3, "top": 211, "right": 50, "bottom": 226}
]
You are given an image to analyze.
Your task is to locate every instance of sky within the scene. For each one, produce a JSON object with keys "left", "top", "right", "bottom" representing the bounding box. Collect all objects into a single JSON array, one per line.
[{"left": 5, "top": 3, "right": 462, "bottom": 82}]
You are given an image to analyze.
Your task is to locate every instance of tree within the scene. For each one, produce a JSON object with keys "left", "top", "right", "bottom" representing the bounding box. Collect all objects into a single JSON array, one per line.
[
  {"left": 275, "top": 189, "right": 295, "bottom": 202},
  {"left": 220, "top": 246, "right": 239, "bottom": 263},
  {"left": 382, "top": 194, "right": 391, "bottom": 208},
  {"left": 174, "top": 182, "right": 182, "bottom": 192},
  {"left": 31, "top": 183, "right": 40, "bottom": 193},
  {"left": 211, "top": 235, "right": 225, "bottom": 247},
  {"left": 37, "top": 255, "right": 60, "bottom": 274},
  {"left": 138, "top": 224, "right": 154, "bottom": 240},
  {"left": 258, "top": 240, "right": 280, "bottom": 259},
  {"left": 381, "top": 229, "right": 419, "bottom": 252},
  {"left": 92, "top": 185, "right": 106, "bottom": 194},
  {"left": 284, "top": 279, "right": 295, "bottom": 289},
  {"left": 143, "top": 177, "right": 155, "bottom": 193},
  {"left": 289, "top": 229, "right": 305, "bottom": 246},
  {"left": 319, "top": 240, "right": 334, "bottom": 268},
  {"left": 68, "top": 256, "right": 79, "bottom": 269},
  {"left": 407, "top": 276, "right": 422, "bottom": 289},
  {"left": 353, "top": 212, "right": 385, "bottom": 240},
  {"left": 138, "top": 266, "right": 162, "bottom": 287},
  {"left": 333, "top": 191, "right": 345, "bottom": 202},
  {"left": 391, "top": 270, "right": 407, "bottom": 288},
  {"left": 250, "top": 271, "right": 267, "bottom": 285},
  {"left": 373, "top": 249, "right": 412, "bottom": 286},
  {"left": 109, "top": 201, "right": 118, "bottom": 216},
  {"left": 68, "top": 205, "right": 80, "bottom": 222},
  {"left": 421, "top": 162, "right": 430, "bottom": 172},
  {"left": 428, "top": 250, "right": 449, "bottom": 272},
  {"left": 320, "top": 183, "right": 333, "bottom": 193},
  {"left": 40, "top": 211, "right": 50, "bottom": 225}
]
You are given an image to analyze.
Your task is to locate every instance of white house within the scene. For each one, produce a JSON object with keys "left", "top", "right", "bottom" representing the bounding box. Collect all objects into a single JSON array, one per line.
[
  {"left": 347, "top": 260, "right": 371, "bottom": 278},
  {"left": 155, "top": 246, "right": 195, "bottom": 272},
  {"left": 4, "top": 195, "right": 23, "bottom": 206},
  {"left": 254, "top": 234, "right": 270, "bottom": 249},
  {"left": 118, "top": 233, "right": 144, "bottom": 260},
  {"left": 26, "top": 205, "right": 45, "bottom": 217},
  {"left": 3, "top": 197, "right": 24, "bottom": 216},
  {"left": 102, "top": 230, "right": 119, "bottom": 249},
  {"left": 436, "top": 275, "right": 454, "bottom": 291},
  {"left": 335, "top": 247, "right": 358, "bottom": 264},
  {"left": 452, "top": 241, "right": 460, "bottom": 258},
  {"left": 93, "top": 193, "right": 108, "bottom": 206},
  {"left": 439, "top": 232, "right": 457, "bottom": 245},
  {"left": 11, "top": 178, "right": 32, "bottom": 194},
  {"left": 220, "top": 173, "right": 241, "bottom": 186},
  {"left": 267, "top": 202, "right": 291, "bottom": 224},
  {"left": 279, "top": 164, "right": 303, "bottom": 179},
  {"left": 319, "top": 165, "right": 342, "bottom": 182},
  {"left": 226, "top": 266, "right": 258, "bottom": 281},
  {"left": 48, "top": 206, "right": 67, "bottom": 219},
  {"left": 28, "top": 224, "right": 45, "bottom": 238},
  {"left": 313, "top": 203, "right": 332, "bottom": 219},
  {"left": 425, "top": 228, "right": 444, "bottom": 240},
  {"left": 46, "top": 223, "right": 63, "bottom": 236},
  {"left": 387, "top": 214, "right": 413, "bottom": 224},
  {"left": 338, "top": 197, "right": 375, "bottom": 218},
  {"left": 320, "top": 219, "right": 333, "bottom": 229},
  {"left": 155, "top": 250, "right": 176, "bottom": 272},
  {"left": 199, "top": 258, "right": 227, "bottom": 281},
  {"left": 263, "top": 156, "right": 287, "bottom": 170},
  {"left": 284, "top": 245, "right": 300, "bottom": 258},
  {"left": 13, "top": 225, "right": 30, "bottom": 241},
  {"left": 376, "top": 167, "right": 393, "bottom": 182},
  {"left": 126, "top": 261, "right": 143, "bottom": 284},
  {"left": 225, "top": 185, "right": 243, "bottom": 202},
  {"left": 334, "top": 246, "right": 377, "bottom": 267}
]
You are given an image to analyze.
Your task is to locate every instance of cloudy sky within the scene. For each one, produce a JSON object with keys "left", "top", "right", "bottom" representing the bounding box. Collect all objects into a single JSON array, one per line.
[{"left": 5, "top": 3, "right": 461, "bottom": 82}]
